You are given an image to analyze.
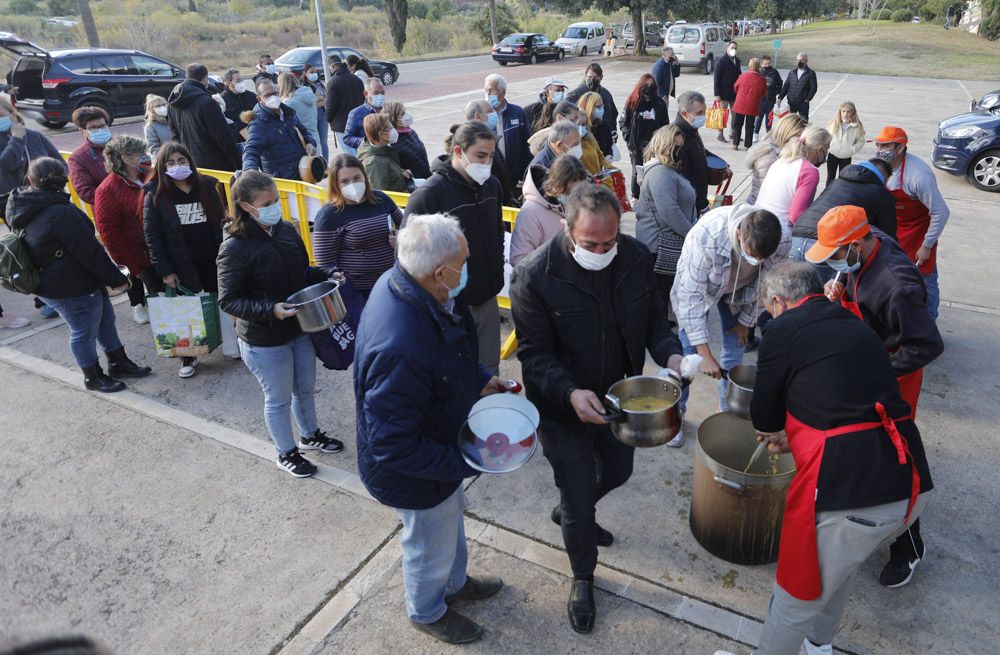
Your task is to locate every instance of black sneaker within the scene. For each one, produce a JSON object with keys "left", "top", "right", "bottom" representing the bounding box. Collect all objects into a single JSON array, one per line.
[
  {"left": 879, "top": 523, "right": 925, "bottom": 588},
  {"left": 276, "top": 449, "right": 317, "bottom": 478},
  {"left": 299, "top": 429, "right": 344, "bottom": 453}
]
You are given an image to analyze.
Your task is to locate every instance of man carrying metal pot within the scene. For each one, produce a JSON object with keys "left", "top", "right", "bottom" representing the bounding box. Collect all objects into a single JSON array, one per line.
[
  {"left": 510, "top": 184, "right": 684, "bottom": 634},
  {"left": 713, "top": 262, "right": 933, "bottom": 655}
]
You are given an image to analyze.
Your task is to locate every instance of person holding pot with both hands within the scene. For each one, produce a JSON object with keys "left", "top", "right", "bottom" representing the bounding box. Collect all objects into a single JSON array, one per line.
[
  {"left": 511, "top": 184, "right": 684, "bottom": 634},
  {"left": 217, "top": 170, "right": 344, "bottom": 479}
]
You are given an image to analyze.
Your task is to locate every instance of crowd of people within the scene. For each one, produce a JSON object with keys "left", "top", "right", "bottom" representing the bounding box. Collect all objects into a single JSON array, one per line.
[{"left": 0, "top": 47, "right": 950, "bottom": 655}]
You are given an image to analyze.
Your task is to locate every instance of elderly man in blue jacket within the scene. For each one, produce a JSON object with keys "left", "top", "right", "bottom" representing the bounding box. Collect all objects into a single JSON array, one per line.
[
  {"left": 354, "top": 213, "right": 512, "bottom": 645},
  {"left": 342, "top": 77, "right": 385, "bottom": 153},
  {"left": 242, "top": 78, "right": 316, "bottom": 180}
]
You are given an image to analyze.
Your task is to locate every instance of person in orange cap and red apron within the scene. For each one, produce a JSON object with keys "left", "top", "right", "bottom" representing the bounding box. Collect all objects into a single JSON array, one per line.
[
  {"left": 713, "top": 261, "right": 933, "bottom": 655},
  {"left": 806, "top": 205, "right": 943, "bottom": 591},
  {"left": 874, "top": 126, "right": 949, "bottom": 319}
]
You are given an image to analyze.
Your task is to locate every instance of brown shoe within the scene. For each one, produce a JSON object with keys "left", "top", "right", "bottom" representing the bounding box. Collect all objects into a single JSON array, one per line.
[
  {"left": 411, "top": 609, "right": 484, "bottom": 644},
  {"left": 445, "top": 575, "right": 504, "bottom": 604}
]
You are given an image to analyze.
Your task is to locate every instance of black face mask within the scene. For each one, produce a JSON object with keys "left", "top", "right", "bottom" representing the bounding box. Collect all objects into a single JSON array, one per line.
[
  {"left": 642, "top": 84, "right": 655, "bottom": 97},
  {"left": 586, "top": 78, "right": 600, "bottom": 91},
  {"left": 797, "top": 61, "right": 806, "bottom": 69}
]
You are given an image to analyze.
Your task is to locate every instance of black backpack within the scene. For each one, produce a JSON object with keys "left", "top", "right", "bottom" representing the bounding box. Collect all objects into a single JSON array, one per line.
[{"left": 0, "top": 227, "right": 58, "bottom": 294}]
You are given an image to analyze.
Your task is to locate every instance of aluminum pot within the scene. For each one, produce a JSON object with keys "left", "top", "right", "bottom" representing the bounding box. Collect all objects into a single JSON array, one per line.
[
  {"left": 725, "top": 364, "right": 756, "bottom": 419},
  {"left": 689, "top": 412, "right": 796, "bottom": 565},
  {"left": 286, "top": 281, "right": 348, "bottom": 333},
  {"left": 299, "top": 155, "right": 328, "bottom": 184},
  {"left": 603, "top": 375, "right": 682, "bottom": 448}
]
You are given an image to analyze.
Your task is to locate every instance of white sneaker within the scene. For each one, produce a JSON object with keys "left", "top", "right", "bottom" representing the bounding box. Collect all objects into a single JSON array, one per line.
[
  {"left": 0, "top": 314, "right": 31, "bottom": 329},
  {"left": 179, "top": 358, "right": 199, "bottom": 378},
  {"left": 802, "top": 639, "right": 833, "bottom": 655},
  {"left": 667, "top": 427, "right": 685, "bottom": 448},
  {"left": 132, "top": 305, "right": 150, "bottom": 325}
]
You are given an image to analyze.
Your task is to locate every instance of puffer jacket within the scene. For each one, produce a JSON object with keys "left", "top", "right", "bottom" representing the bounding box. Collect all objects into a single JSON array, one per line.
[
  {"left": 241, "top": 103, "right": 315, "bottom": 181},
  {"left": 510, "top": 165, "right": 563, "bottom": 267},
  {"left": 793, "top": 164, "right": 897, "bottom": 240},
  {"left": 745, "top": 138, "right": 780, "bottom": 205},
  {"left": 6, "top": 188, "right": 126, "bottom": 298},
  {"left": 216, "top": 219, "right": 333, "bottom": 347},
  {"left": 671, "top": 202, "right": 792, "bottom": 346},
  {"left": 354, "top": 263, "right": 488, "bottom": 510},
  {"left": 93, "top": 173, "right": 151, "bottom": 275},
  {"left": 0, "top": 128, "right": 61, "bottom": 198},
  {"left": 167, "top": 79, "right": 242, "bottom": 172},
  {"left": 281, "top": 86, "right": 321, "bottom": 148},
  {"left": 732, "top": 71, "right": 767, "bottom": 116},
  {"left": 67, "top": 141, "right": 108, "bottom": 205},
  {"left": 357, "top": 141, "right": 409, "bottom": 193},
  {"left": 827, "top": 121, "right": 866, "bottom": 160},
  {"left": 144, "top": 119, "right": 174, "bottom": 157},
  {"left": 403, "top": 156, "right": 504, "bottom": 306}
]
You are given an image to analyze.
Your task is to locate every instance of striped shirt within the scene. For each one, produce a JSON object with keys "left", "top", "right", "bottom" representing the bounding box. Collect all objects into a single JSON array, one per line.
[{"left": 312, "top": 191, "right": 402, "bottom": 292}]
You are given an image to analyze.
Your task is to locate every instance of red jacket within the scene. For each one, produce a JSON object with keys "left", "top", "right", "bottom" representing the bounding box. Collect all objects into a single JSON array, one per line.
[
  {"left": 67, "top": 141, "right": 109, "bottom": 206},
  {"left": 732, "top": 71, "right": 767, "bottom": 117},
  {"left": 94, "top": 173, "right": 151, "bottom": 275}
]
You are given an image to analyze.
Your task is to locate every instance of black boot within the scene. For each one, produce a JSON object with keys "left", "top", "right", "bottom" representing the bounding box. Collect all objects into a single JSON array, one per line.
[
  {"left": 107, "top": 348, "right": 152, "bottom": 378},
  {"left": 567, "top": 577, "right": 596, "bottom": 634},
  {"left": 82, "top": 364, "right": 126, "bottom": 393},
  {"left": 410, "top": 609, "right": 484, "bottom": 644}
]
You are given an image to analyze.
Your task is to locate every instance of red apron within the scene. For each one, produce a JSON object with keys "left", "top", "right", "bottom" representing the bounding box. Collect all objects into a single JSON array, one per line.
[
  {"left": 891, "top": 157, "right": 936, "bottom": 275},
  {"left": 777, "top": 405, "right": 921, "bottom": 600}
]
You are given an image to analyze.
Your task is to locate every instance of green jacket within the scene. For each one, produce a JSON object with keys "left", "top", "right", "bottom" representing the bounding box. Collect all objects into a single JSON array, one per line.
[{"left": 357, "top": 141, "right": 409, "bottom": 193}]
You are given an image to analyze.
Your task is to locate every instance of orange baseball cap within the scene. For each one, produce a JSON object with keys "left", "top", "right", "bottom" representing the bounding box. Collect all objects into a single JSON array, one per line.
[
  {"left": 874, "top": 126, "right": 908, "bottom": 145},
  {"left": 805, "top": 206, "right": 871, "bottom": 263}
]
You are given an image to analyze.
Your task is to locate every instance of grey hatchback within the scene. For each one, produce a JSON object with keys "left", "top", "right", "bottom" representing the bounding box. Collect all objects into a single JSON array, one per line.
[{"left": 664, "top": 23, "right": 731, "bottom": 74}]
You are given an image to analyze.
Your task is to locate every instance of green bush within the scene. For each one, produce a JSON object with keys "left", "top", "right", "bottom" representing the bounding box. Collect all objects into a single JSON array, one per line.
[
  {"left": 9, "top": 0, "right": 42, "bottom": 15},
  {"left": 471, "top": 2, "right": 519, "bottom": 44},
  {"left": 890, "top": 8, "right": 914, "bottom": 21}
]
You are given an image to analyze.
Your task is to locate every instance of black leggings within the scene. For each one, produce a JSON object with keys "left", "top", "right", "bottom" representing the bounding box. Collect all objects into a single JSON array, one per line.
[
  {"left": 732, "top": 113, "right": 755, "bottom": 149},
  {"left": 826, "top": 154, "right": 851, "bottom": 182},
  {"left": 126, "top": 267, "right": 164, "bottom": 307}
]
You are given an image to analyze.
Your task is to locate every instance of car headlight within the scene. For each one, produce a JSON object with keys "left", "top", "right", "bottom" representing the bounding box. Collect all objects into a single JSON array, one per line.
[
  {"left": 941, "top": 125, "right": 984, "bottom": 138},
  {"left": 980, "top": 93, "right": 1000, "bottom": 110}
]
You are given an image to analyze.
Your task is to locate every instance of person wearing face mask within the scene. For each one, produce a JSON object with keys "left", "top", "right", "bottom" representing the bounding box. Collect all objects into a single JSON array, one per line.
[
  {"left": 874, "top": 126, "right": 949, "bottom": 320},
  {"left": 384, "top": 101, "right": 431, "bottom": 180},
  {"left": 575, "top": 92, "right": 615, "bottom": 191},
  {"left": 672, "top": 90, "right": 725, "bottom": 214},
  {"left": 463, "top": 99, "right": 518, "bottom": 207},
  {"left": 484, "top": 73, "right": 531, "bottom": 186},
  {"left": 620, "top": 73, "right": 670, "bottom": 198},
  {"left": 754, "top": 54, "right": 783, "bottom": 136},
  {"left": 525, "top": 78, "right": 568, "bottom": 135},
  {"left": 712, "top": 261, "right": 932, "bottom": 655},
  {"left": 142, "top": 141, "right": 233, "bottom": 376},
  {"left": 0, "top": 93, "right": 60, "bottom": 220},
  {"left": 511, "top": 154, "right": 590, "bottom": 267},
  {"left": 220, "top": 68, "right": 259, "bottom": 143},
  {"left": 756, "top": 125, "right": 832, "bottom": 229},
  {"left": 510, "top": 184, "right": 684, "bottom": 634},
  {"left": 142, "top": 95, "right": 173, "bottom": 157},
  {"left": 712, "top": 40, "right": 742, "bottom": 143},
  {"left": 277, "top": 72, "right": 321, "bottom": 152},
  {"left": 313, "top": 153, "right": 402, "bottom": 298},
  {"left": 325, "top": 55, "right": 366, "bottom": 156},
  {"left": 167, "top": 63, "right": 242, "bottom": 173},
  {"left": 745, "top": 112, "right": 807, "bottom": 205},
  {"left": 301, "top": 64, "right": 329, "bottom": 161},
  {"left": 354, "top": 213, "right": 511, "bottom": 645},
  {"left": 672, "top": 204, "right": 789, "bottom": 417},
  {"left": 404, "top": 122, "right": 504, "bottom": 374},
  {"left": 651, "top": 47, "right": 681, "bottom": 115},
  {"left": 242, "top": 79, "right": 317, "bottom": 181},
  {"left": 68, "top": 106, "right": 113, "bottom": 207},
  {"left": 94, "top": 135, "right": 161, "bottom": 325},
  {"left": 565, "top": 63, "right": 619, "bottom": 156},
  {"left": 806, "top": 206, "right": 942, "bottom": 592},
  {"left": 252, "top": 53, "right": 278, "bottom": 86},
  {"left": 731, "top": 58, "right": 768, "bottom": 151},
  {"left": 529, "top": 120, "right": 583, "bottom": 171},
  {"left": 527, "top": 101, "right": 581, "bottom": 157},
  {"left": 357, "top": 113, "right": 411, "bottom": 193},
  {"left": 217, "top": 171, "right": 344, "bottom": 478},
  {"left": 343, "top": 78, "right": 386, "bottom": 153},
  {"left": 777, "top": 52, "right": 818, "bottom": 120}
]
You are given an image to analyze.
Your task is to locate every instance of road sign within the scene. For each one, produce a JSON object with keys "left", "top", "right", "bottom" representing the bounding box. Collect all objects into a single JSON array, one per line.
[{"left": 773, "top": 39, "right": 783, "bottom": 49}]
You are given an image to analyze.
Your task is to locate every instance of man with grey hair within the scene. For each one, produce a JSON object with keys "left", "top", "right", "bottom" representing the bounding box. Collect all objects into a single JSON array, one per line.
[
  {"left": 778, "top": 52, "right": 817, "bottom": 120},
  {"left": 672, "top": 90, "right": 727, "bottom": 213},
  {"left": 714, "top": 260, "right": 932, "bottom": 655},
  {"left": 511, "top": 184, "right": 683, "bottom": 634},
  {"left": 529, "top": 119, "right": 582, "bottom": 170},
  {"left": 354, "top": 212, "right": 512, "bottom": 645},
  {"left": 484, "top": 73, "right": 531, "bottom": 182},
  {"left": 342, "top": 77, "right": 386, "bottom": 151}
]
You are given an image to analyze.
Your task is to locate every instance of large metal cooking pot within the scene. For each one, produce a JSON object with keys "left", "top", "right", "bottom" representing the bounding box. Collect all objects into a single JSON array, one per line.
[
  {"left": 286, "top": 281, "right": 348, "bottom": 333},
  {"left": 603, "top": 376, "right": 682, "bottom": 448},
  {"left": 689, "top": 412, "right": 796, "bottom": 565},
  {"left": 299, "top": 154, "right": 328, "bottom": 184},
  {"left": 725, "top": 364, "right": 756, "bottom": 419}
]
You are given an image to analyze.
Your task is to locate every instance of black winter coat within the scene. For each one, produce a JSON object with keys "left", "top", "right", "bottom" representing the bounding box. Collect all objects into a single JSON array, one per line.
[
  {"left": 510, "top": 232, "right": 682, "bottom": 423},
  {"left": 142, "top": 174, "right": 225, "bottom": 291},
  {"left": 794, "top": 164, "right": 897, "bottom": 241},
  {"left": 780, "top": 66, "right": 818, "bottom": 104},
  {"left": 761, "top": 67, "right": 783, "bottom": 103},
  {"left": 216, "top": 219, "right": 332, "bottom": 346},
  {"left": 673, "top": 115, "right": 717, "bottom": 213},
  {"left": 621, "top": 97, "right": 670, "bottom": 158},
  {"left": 566, "top": 81, "right": 620, "bottom": 149},
  {"left": 7, "top": 188, "right": 126, "bottom": 298},
  {"left": 713, "top": 55, "right": 742, "bottom": 101},
  {"left": 403, "top": 157, "right": 505, "bottom": 306},
  {"left": 167, "top": 80, "right": 242, "bottom": 172},
  {"left": 221, "top": 88, "right": 258, "bottom": 142},
  {"left": 325, "top": 68, "right": 366, "bottom": 133}
]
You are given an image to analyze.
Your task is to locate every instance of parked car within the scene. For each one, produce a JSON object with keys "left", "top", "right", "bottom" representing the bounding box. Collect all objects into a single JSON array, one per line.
[
  {"left": 1, "top": 32, "right": 185, "bottom": 129},
  {"left": 556, "top": 22, "right": 605, "bottom": 57},
  {"left": 622, "top": 22, "right": 665, "bottom": 48},
  {"left": 275, "top": 46, "right": 399, "bottom": 86},
  {"left": 664, "top": 22, "right": 731, "bottom": 74},
  {"left": 911, "top": 16, "right": 922, "bottom": 23},
  {"left": 491, "top": 33, "right": 564, "bottom": 66},
  {"left": 932, "top": 101, "right": 1000, "bottom": 192},
  {"left": 970, "top": 88, "right": 1000, "bottom": 112}
]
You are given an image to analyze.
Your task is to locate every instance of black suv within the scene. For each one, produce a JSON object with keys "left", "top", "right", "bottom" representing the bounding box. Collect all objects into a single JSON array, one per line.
[
  {"left": 275, "top": 46, "right": 399, "bottom": 87},
  {"left": 1, "top": 32, "right": 185, "bottom": 128}
]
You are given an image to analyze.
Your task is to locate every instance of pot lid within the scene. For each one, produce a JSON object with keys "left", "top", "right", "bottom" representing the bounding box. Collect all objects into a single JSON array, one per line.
[{"left": 458, "top": 400, "right": 538, "bottom": 474}]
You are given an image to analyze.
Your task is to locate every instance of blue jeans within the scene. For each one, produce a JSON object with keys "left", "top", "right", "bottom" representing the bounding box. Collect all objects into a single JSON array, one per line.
[
  {"left": 239, "top": 333, "right": 319, "bottom": 455},
  {"left": 923, "top": 267, "right": 939, "bottom": 319},
  {"left": 395, "top": 486, "right": 468, "bottom": 624},
  {"left": 40, "top": 290, "right": 123, "bottom": 368},
  {"left": 679, "top": 300, "right": 744, "bottom": 413},
  {"left": 790, "top": 236, "right": 835, "bottom": 282},
  {"left": 755, "top": 99, "right": 776, "bottom": 134},
  {"left": 316, "top": 113, "right": 330, "bottom": 161}
]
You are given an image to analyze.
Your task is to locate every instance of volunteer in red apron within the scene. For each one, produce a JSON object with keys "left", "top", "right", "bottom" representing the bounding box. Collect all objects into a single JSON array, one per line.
[
  {"left": 874, "top": 126, "right": 950, "bottom": 319},
  {"left": 711, "top": 261, "right": 933, "bottom": 655},
  {"left": 806, "top": 206, "right": 942, "bottom": 590}
]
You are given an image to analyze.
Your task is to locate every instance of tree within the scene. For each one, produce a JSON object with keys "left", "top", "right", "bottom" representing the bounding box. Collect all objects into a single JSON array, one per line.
[
  {"left": 77, "top": 0, "right": 100, "bottom": 47},
  {"left": 982, "top": 0, "right": 1000, "bottom": 39},
  {"left": 385, "top": 0, "right": 408, "bottom": 52},
  {"left": 472, "top": 2, "right": 518, "bottom": 44},
  {"left": 488, "top": 0, "right": 498, "bottom": 44},
  {"left": 10, "top": 0, "right": 42, "bottom": 15}
]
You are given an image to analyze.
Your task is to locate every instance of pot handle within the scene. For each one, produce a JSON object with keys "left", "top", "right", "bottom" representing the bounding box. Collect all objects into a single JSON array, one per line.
[
  {"left": 602, "top": 394, "right": 626, "bottom": 423},
  {"left": 713, "top": 475, "right": 746, "bottom": 494}
]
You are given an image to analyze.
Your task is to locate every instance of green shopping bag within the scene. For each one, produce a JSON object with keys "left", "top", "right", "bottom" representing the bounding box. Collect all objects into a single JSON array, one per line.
[{"left": 147, "top": 285, "right": 221, "bottom": 358}]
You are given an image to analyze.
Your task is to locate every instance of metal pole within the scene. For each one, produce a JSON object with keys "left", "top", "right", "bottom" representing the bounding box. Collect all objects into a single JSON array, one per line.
[{"left": 315, "top": 0, "right": 329, "bottom": 78}]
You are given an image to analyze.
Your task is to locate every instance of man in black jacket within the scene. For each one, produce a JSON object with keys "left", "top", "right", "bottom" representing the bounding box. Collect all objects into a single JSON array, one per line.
[
  {"left": 754, "top": 54, "right": 783, "bottom": 136},
  {"left": 778, "top": 52, "right": 818, "bottom": 120},
  {"left": 325, "top": 55, "right": 365, "bottom": 153},
  {"left": 510, "top": 184, "right": 683, "bottom": 635},
  {"left": 712, "top": 40, "right": 741, "bottom": 143},
  {"left": 167, "top": 64, "right": 242, "bottom": 172},
  {"left": 565, "top": 62, "right": 619, "bottom": 149},
  {"left": 220, "top": 68, "right": 258, "bottom": 143},
  {"left": 672, "top": 91, "right": 726, "bottom": 214}
]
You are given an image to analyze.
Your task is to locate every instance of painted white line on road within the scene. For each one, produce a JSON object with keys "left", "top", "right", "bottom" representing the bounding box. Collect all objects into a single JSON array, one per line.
[
  {"left": 811, "top": 74, "right": 850, "bottom": 115},
  {"left": 956, "top": 80, "right": 974, "bottom": 102}
]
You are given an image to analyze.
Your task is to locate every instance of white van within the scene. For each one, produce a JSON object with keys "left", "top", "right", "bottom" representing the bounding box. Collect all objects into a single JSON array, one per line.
[{"left": 556, "top": 22, "right": 606, "bottom": 57}]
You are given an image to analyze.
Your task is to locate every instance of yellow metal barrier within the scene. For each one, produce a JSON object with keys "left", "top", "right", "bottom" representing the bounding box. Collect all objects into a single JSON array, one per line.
[{"left": 60, "top": 152, "right": 523, "bottom": 360}]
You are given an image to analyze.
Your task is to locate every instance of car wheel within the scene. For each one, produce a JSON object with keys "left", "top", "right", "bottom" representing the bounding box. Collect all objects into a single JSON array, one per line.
[
  {"left": 581, "top": 46, "right": 587, "bottom": 57},
  {"left": 498, "top": 60, "right": 508, "bottom": 66},
  {"left": 557, "top": 49, "right": 564, "bottom": 60},
  {"left": 37, "top": 119, "right": 68, "bottom": 130},
  {"left": 968, "top": 150, "right": 1000, "bottom": 192},
  {"left": 530, "top": 52, "right": 537, "bottom": 65},
  {"left": 381, "top": 70, "right": 395, "bottom": 86},
  {"left": 703, "top": 56, "right": 714, "bottom": 75}
]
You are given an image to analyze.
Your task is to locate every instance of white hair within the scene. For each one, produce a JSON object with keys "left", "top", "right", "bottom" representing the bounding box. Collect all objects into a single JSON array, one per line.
[
  {"left": 397, "top": 213, "right": 465, "bottom": 278},
  {"left": 364, "top": 77, "right": 384, "bottom": 92},
  {"left": 760, "top": 262, "right": 823, "bottom": 303},
  {"left": 548, "top": 120, "right": 578, "bottom": 145},
  {"left": 797, "top": 52, "right": 808, "bottom": 60},
  {"left": 465, "top": 99, "right": 489, "bottom": 120},
  {"left": 484, "top": 73, "right": 507, "bottom": 92}
]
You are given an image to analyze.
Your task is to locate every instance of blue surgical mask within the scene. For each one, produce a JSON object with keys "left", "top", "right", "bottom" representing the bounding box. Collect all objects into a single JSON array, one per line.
[
  {"left": 88, "top": 127, "right": 112, "bottom": 146},
  {"left": 443, "top": 262, "right": 468, "bottom": 299},
  {"left": 593, "top": 107, "right": 605, "bottom": 120},
  {"left": 827, "top": 248, "right": 861, "bottom": 273},
  {"left": 0, "top": 117, "right": 10, "bottom": 132},
  {"left": 251, "top": 203, "right": 283, "bottom": 226},
  {"left": 486, "top": 93, "right": 500, "bottom": 109},
  {"left": 578, "top": 125, "right": 587, "bottom": 137},
  {"left": 485, "top": 112, "right": 499, "bottom": 131},
  {"left": 738, "top": 237, "right": 761, "bottom": 266},
  {"left": 306, "top": 73, "right": 318, "bottom": 82},
  {"left": 690, "top": 115, "right": 706, "bottom": 130},
  {"left": 552, "top": 91, "right": 565, "bottom": 103},
  {"left": 556, "top": 194, "right": 569, "bottom": 206},
  {"left": 371, "top": 94, "right": 385, "bottom": 108}
]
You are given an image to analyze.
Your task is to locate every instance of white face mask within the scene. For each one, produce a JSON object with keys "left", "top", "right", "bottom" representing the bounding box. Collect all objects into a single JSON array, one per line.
[
  {"left": 567, "top": 144, "right": 584, "bottom": 159},
  {"left": 462, "top": 152, "right": 492, "bottom": 186},
  {"left": 341, "top": 181, "right": 366, "bottom": 203},
  {"left": 388, "top": 127, "right": 399, "bottom": 144},
  {"left": 401, "top": 112, "right": 414, "bottom": 127},
  {"left": 263, "top": 95, "right": 281, "bottom": 110},
  {"left": 153, "top": 106, "right": 168, "bottom": 117},
  {"left": 571, "top": 237, "right": 618, "bottom": 271}
]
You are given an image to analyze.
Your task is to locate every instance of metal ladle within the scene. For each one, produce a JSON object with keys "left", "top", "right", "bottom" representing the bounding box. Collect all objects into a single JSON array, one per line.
[{"left": 742, "top": 440, "right": 768, "bottom": 474}]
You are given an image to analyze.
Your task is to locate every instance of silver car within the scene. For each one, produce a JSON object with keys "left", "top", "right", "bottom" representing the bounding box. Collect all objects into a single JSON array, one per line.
[{"left": 665, "top": 23, "right": 731, "bottom": 75}]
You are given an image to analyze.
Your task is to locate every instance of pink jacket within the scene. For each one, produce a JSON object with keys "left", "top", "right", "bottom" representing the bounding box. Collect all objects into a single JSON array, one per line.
[{"left": 510, "top": 166, "right": 564, "bottom": 267}]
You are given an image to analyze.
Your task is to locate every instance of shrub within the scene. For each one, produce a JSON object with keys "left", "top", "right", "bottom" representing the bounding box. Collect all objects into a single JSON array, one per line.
[
  {"left": 890, "top": 8, "right": 913, "bottom": 21},
  {"left": 9, "top": 0, "right": 42, "bottom": 15},
  {"left": 471, "top": 2, "right": 519, "bottom": 44}
]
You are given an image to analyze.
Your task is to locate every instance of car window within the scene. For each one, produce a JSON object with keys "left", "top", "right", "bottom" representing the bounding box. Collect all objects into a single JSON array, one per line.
[
  {"left": 536, "top": 36, "right": 549, "bottom": 45},
  {"left": 129, "top": 55, "right": 173, "bottom": 76},
  {"left": 563, "top": 27, "right": 588, "bottom": 39},
  {"left": 342, "top": 48, "right": 363, "bottom": 60},
  {"left": 668, "top": 27, "right": 700, "bottom": 44},
  {"left": 501, "top": 35, "right": 528, "bottom": 45},
  {"left": 61, "top": 56, "right": 94, "bottom": 75},
  {"left": 706, "top": 28, "right": 718, "bottom": 42},
  {"left": 90, "top": 54, "right": 130, "bottom": 75}
]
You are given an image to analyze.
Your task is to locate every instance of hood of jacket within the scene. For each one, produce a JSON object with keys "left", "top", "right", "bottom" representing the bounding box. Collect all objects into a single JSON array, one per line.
[
  {"left": 429, "top": 155, "right": 480, "bottom": 192},
  {"left": 521, "top": 164, "right": 561, "bottom": 213},
  {"left": 838, "top": 163, "right": 883, "bottom": 186},
  {"left": 7, "top": 188, "right": 72, "bottom": 230},
  {"left": 250, "top": 102, "right": 296, "bottom": 123},
  {"left": 726, "top": 201, "right": 763, "bottom": 251},
  {"left": 167, "top": 79, "right": 211, "bottom": 110}
]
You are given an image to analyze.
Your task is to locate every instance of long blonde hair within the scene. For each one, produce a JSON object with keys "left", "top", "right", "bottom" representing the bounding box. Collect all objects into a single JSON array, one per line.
[
  {"left": 827, "top": 101, "right": 862, "bottom": 133},
  {"left": 577, "top": 91, "right": 603, "bottom": 127},
  {"left": 780, "top": 125, "right": 831, "bottom": 162},
  {"left": 144, "top": 94, "right": 167, "bottom": 124},
  {"left": 277, "top": 72, "right": 299, "bottom": 100},
  {"left": 770, "top": 112, "right": 808, "bottom": 150},
  {"left": 643, "top": 124, "right": 684, "bottom": 170}
]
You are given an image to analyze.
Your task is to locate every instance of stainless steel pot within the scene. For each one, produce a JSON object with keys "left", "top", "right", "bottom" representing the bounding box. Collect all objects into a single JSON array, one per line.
[
  {"left": 689, "top": 412, "right": 796, "bottom": 565},
  {"left": 603, "top": 376, "right": 682, "bottom": 448},
  {"left": 725, "top": 364, "right": 756, "bottom": 419},
  {"left": 286, "top": 281, "right": 348, "bottom": 333}
]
